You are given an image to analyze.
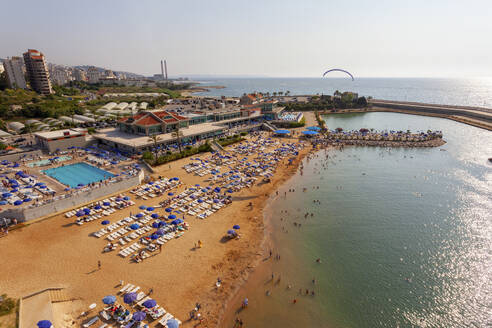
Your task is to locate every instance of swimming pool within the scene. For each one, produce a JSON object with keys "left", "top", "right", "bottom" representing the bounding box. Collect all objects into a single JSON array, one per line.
[
  {"left": 27, "top": 156, "right": 72, "bottom": 167},
  {"left": 43, "top": 162, "right": 115, "bottom": 188}
]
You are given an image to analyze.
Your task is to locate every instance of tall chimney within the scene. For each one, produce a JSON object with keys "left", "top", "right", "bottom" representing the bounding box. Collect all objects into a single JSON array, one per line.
[
  {"left": 160, "top": 60, "right": 164, "bottom": 80},
  {"left": 164, "top": 60, "right": 168, "bottom": 80}
]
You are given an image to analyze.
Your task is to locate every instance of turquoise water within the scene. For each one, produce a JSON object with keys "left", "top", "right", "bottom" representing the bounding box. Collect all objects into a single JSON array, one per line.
[
  {"left": 43, "top": 162, "right": 115, "bottom": 188},
  {"left": 27, "top": 156, "right": 72, "bottom": 167},
  {"left": 195, "top": 77, "right": 492, "bottom": 108},
  {"left": 236, "top": 112, "right": 491, "bottom": 328}
]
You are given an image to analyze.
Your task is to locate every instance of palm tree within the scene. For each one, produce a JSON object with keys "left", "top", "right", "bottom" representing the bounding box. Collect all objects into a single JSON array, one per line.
[
  {"left": 171, "top": 125, "right": 184, "bottom": 153},
  {"left": 279, "top": 91, "right": 283, "bottom": 97},
  {"left": 285, "top": 90, "right": 290, "bottom": 96},
  {"left": 147, "top": 134, "right": 162, "bottom": 164}
]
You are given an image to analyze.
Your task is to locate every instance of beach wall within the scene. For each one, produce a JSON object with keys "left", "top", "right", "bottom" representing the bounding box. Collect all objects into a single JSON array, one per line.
[
  {"left": 0, "top": 149, "right": 43, "bottom": 162},
  {"left": 1, "top": 171, "right": 144, "bottom": 222}
]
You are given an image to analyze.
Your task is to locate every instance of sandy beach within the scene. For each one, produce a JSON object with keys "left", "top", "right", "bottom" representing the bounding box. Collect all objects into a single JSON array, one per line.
[{"left": 0, "top": 115, "right": 316, "bottom": 327}]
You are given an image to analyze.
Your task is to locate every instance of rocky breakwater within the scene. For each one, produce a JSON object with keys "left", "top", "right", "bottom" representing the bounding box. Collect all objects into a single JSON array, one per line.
[{"left": 322, "top": 129, "right": 445, "bottom": 147}]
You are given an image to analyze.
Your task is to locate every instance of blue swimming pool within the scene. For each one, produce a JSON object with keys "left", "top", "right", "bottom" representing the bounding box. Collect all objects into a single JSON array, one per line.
[{"left": 43, "top": 162, "right": 115, "bottom": 188}]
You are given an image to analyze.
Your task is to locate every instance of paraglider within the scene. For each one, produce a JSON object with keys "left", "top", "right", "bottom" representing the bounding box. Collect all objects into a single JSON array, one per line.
[{"left": 322, "top": 68, "right": 354, "bottom": 81}]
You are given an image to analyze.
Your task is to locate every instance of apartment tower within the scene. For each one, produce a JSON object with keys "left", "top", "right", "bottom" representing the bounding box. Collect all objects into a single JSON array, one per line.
[
  {"left": 23, "top": 49, "right": 53, "bottom": 95},
  {"left": 2, "top": 57, "right": 27, "bottom": 89}
]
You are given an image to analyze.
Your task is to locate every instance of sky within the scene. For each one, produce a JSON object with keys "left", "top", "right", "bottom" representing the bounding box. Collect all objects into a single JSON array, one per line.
[{"left": 2, "top": 0, "right": 491, "bottom": 78}]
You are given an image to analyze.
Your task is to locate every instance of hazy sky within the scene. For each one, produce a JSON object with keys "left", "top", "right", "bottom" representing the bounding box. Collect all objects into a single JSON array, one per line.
[{"left": 2, "top": 0, "right": 491, "bottom": 78}]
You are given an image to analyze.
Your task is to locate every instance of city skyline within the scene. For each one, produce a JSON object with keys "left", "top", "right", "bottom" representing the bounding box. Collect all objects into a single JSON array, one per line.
[{"left": 2, "top": 0, "right": 492, "bottom": 78}]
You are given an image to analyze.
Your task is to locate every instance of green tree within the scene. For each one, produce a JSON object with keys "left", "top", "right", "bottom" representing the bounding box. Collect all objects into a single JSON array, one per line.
[
  {"left": 21, "top": 123, "right": 36, "bottom": 136},
  {"left": 147, "top": 134, "right": 162, "bottom": 165},
  {"left": 171, "top": 125, "right": 184, "bottom": 153}
]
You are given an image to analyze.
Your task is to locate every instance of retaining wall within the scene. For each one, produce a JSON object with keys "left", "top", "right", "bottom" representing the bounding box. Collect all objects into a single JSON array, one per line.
[{"left": 1, "top": 171, "right": 144, "bottom": 222}]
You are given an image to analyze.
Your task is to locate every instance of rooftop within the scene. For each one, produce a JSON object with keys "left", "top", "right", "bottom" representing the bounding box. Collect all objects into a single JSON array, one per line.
[{"left": 34, "top": 129, "right": 86, "bottom": 139}]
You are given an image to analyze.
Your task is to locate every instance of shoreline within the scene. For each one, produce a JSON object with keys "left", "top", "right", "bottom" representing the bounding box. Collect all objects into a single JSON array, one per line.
[{"left": 217, "top": 147, "right": 312, "bottom": 328}]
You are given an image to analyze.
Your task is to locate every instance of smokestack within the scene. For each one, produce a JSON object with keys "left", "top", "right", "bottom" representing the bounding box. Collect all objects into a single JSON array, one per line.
[
  {"left": 164, "top": 60, "right": 168, "bottom": 80},
  {"left": 160, "top": 60, "right": 164, "bottom": 80}
]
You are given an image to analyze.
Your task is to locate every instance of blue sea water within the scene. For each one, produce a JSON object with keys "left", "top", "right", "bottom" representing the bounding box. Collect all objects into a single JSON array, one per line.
[
  {"left": 43, "top": 162, "right": 115, "bottom": 188},
  {"left": 194, "top": 77, "right": 492, "bottom": 108},
  {"left": 230, "top": 112, "right": 491, "bottom": 328}
]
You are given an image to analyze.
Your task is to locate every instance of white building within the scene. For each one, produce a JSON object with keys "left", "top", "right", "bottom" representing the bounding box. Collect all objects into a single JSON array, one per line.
[
  {"left": 2, "top": 57, "right": 27, "bottom": 89},
  {"left": 51, "top": 68, "right": 70, "bottom": 85},
  {"left": 87, "top": 66, "right": 101, "bottom": 84},
  {"left": 73, "top": 68, "right": 87, "bottom": 82}
]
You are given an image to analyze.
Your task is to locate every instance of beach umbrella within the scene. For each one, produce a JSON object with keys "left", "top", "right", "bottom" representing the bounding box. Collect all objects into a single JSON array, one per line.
[
  {"left": 197, "top": 199, "right": 203, "bottom": 203},
  {"left": 23, "top": 198, "right": 32, "bottom": 202},
  {"left": 75, "top": 211, "right": 84, "bottom": 217},
  {"left": 102, "top": 295, "right": 116, "bottom": 304},
  {"left": 158, "top": 221, "right": 167, "bottom": 227},
  {"left": 227, "top": 229, "right": 236, "bottom": 235},
  {"left": 307, "top": 126, "right": 321, "bottom": 131},
  {"left": 172, "top": 177, "right": 179, "bottom": 181},
  {"left": 233, "top": 225, "right": 240, "bottom": 229},
  {"left": 213, "top": 199, "right": 220, "bottom": 203},
  {"left": 146, "top": 207, "right": 155, "bottom": 212},
  {"left": 103, "top": 201, "right": 110, "bottom": 206},
  {"left": 101, "top": 220, "right": 110, "bottom": 225},
  {"left": 2, "top": 192, "right": 12, "bottom": 198},
  {"left": 151, "top": 213, "right": 159, "bottom": 219},
  {"left": 130, "top": 223, "right": 140, "bottom": 230},
  {"left": 165, "top": 208, "right": 172, "bottom": 213},
  {"left": 214, "top": 187, "right": 221, "bottom": 193},
  {"left": 14, "top": 200, "right": 23, "bottom": 206},
  {"left": 166, "top": 319, "right": 179, "bottom": 328},
  {"left": 94, "top": 205, "right": 102, "bottom": 210},
  {"left": 123, "top": 196, "right": 130, "bottom": 201},
  {"left": 136, "top": 213, "right": 144, "bottom": 218},
  {"left": 155, "top": 229, "right": 165, "bottom": 236},
  {"left": 168, "top": 192, "right": 174, "bottom": 196},
  {"left": 150, "top": 234, "right": 159, "bottom": 240},
  {"left": 37, "top": 320, "right": 52, "bottom": 328},
  {"left": 195, "top": 184, "right": 200, "bottom": 187},
  {"left": 64, "top": 187, "right": 71, "bottom": 191},
  {"left": 123, "top": 292, "right": 137, "bottom": 304},
  {"left": 168, "top": 214, "right": 176, "bottom": 220},
  {"left": 139, "top": 205, "right": 147, "bottom": 210},
  {"left": 152, "top": 222, "right": 160, "bottom": 228},
  {"left": 132, "top": 311, "right": 146, "bottom": 321},
  {"left": 0, "top": 201, "right": 7, "bottom": 205},
  {"left": 143, "top": 299, "right": 157, "bottom": 308},
  {"left": 227, "top": 189, "right": 233, "bottom": 193}
]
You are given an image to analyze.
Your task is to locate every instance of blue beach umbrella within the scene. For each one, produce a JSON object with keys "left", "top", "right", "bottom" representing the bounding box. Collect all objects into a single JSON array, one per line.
[
  {"left": 94, "top": 205, "right": 102, "bottom": 210},
  {"left": 23, "top": 198, "right": 32, "bottom": 202},
  {"left": 102, "top": 295, "right": 116, "bottom": 304},
  {"left": 165, "top": 207, "right": 172, "bottom": 213},
  {"left": 166, "top": 319, "right": 179, "bottom": 328},
  {"left": 168, "top": 214, "right": 176, "bottom": 220},
  {"left": 168, "top": 192, "right": 174, "bottom": 196},
  {"left": 136, "top": 213, "right": 144, "bottom": 218},
  {"left": 103, "top": 201, "right": 110, "bottom": 206},
  {"left": 150, "top": 234, "right": 159, "bottom": 240},
  {"left": 37, "top": 320, "right": 52, "bottom": 328},
  {"left": 233, "top": 225, "right": 240, "bottom": 229},
  {"left": 14, "top": 200, "right": 23, "bottom": 206},
  {"left": 143, "top": 299, "right": 157, "bottom": 308},
  {"left": 132, "top": 311, "right": 146, "bottom": 321},
  {"left": 155, "top": 229, "right": 165, "bottom": 236},
  {"left": 307, "top": 126, "right": 321, "bottom": 131},
  {"left": 139, "top": 205, "right": 147, "bottom": 210},
  {"left": 158, "top": 221, "right": 167, "bottom": 228},
  {"left": 0, "top": 200, "right": 7, "bottom": 205},
  {"left": 146, "top": 207, "right": 155, "bottom": 211},
  {"left": 151, "top": 213, "right": 159, "bottom": 219},
  {"left": 101, "top": 220, "right": 110, "bottom": 225},
  {"left": 64, "top": 188, "right": 71, "bottom": 191},
  {"left": 130, "top": 223, "right": 140, "bottom": 230},
  {"left": 123, "top": 196, "right": 130, "bottom": 201},
  {"left": 124, "top": 292, "right": 137, "bottom": 304},
  {"left": 227, "top": 229, "right": 236, "bottom": 235},
  {"left": 302, "top": 130, "right": 318, "bottom": 136}
]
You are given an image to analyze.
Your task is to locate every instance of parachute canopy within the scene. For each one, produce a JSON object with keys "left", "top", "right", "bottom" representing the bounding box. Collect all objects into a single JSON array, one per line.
[{"left": 322, "top": 69, "right": 354, "bottom": 81}]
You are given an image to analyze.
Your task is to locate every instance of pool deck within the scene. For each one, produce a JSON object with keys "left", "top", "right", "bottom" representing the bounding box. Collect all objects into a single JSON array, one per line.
[{"left": 1, "top": 153, "right": 130, "bottom": 210}]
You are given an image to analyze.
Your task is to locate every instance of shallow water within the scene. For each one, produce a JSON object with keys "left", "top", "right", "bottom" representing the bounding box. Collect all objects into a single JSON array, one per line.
[{"left": 234, "top": 113, "right": 491, "bottom": 328}]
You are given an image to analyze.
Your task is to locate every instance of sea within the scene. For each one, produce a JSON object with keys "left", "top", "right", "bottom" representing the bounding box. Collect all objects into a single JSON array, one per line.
[
  {"left": 224, "top": 112, "right": 491, "bottom": 328},
  {"left": 193, "top": 77, "right": 492, "bottom": 108}
]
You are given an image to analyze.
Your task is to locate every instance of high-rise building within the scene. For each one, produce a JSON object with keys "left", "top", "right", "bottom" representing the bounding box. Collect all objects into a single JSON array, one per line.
[
  {"left": 23, "top": 49, "right": 53, "bottom": 95},
  {"left": 2, "top": 56, "right": 27, "bottom": 89},
  {"left": 51, "top": 68, "right": 70, "bottom": 85},
  {"left": 73, "top": 68, "right": 87, "bottom": 82},
  {"left": 87, "top": 66, "right": 101, "bottom": 84}
]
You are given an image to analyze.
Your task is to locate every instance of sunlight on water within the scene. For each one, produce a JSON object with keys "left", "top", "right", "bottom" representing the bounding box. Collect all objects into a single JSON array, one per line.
[{"left": 239, "top": 112, "right": 491, "bottom": 328}]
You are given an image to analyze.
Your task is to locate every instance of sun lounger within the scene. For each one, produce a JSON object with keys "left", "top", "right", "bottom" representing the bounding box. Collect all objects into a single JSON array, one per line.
[
  {"left": 119, "top": 283, "right": 132, "bottom": 293},
  {"left": 82, "top": 316, "right": 99, "bottom": 328}
]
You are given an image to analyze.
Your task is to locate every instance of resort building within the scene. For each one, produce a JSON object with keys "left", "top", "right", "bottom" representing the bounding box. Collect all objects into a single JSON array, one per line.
[
  {"left": 73, "top": 68, "right": 87, "bottom": 82},
  {"left": 23, "top": 49, "right": 53, "bottom": 95},
  {"left": 34, "top": 129, "right": 88, "bottom": 152},
  {"left": 2, "top": 56, "right": 27, "bottom": 89},
  {"left": 117, "top": 110, "right": 190, "bottom": 136}
]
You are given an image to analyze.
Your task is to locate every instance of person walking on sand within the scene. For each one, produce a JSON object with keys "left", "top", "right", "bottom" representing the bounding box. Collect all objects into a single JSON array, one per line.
[{"left": 97, "top": 260, "right": 101, "bottom": 270}]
